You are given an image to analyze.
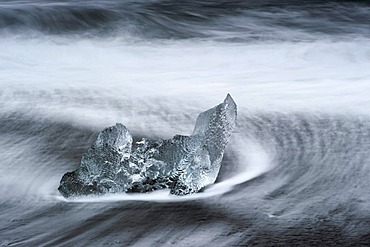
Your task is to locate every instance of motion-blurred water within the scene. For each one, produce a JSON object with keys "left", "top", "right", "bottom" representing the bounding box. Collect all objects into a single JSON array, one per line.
[{"left": 1, "top": 0, "right": 370, "bottom": 246}]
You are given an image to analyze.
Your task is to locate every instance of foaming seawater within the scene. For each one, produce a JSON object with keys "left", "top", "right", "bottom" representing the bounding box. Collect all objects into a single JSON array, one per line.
[{"left": 1, "top": 38, "right": 370, "bottom": 114}]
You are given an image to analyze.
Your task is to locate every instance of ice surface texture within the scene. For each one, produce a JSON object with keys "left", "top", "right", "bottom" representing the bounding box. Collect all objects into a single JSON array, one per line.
[{"left": 58, "top": 94, "right": 237, "bottom": 197}]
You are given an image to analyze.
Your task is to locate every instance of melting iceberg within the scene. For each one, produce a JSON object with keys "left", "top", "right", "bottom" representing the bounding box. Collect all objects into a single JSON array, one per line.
[{"left": 58, "top": 94, "right": 237, "bottom": 197}]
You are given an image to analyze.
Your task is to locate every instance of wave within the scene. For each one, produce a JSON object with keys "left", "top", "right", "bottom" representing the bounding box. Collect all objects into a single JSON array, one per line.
[{"left": 0, "top": 0, "right": 369, "bottom": 40}]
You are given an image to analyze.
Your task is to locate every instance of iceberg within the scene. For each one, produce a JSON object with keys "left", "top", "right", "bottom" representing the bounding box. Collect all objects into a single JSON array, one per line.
[{"left": 58, "top": 94, "right": 237, "bottom": 197}]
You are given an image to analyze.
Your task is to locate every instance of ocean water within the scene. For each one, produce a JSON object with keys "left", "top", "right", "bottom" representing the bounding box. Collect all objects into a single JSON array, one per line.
[{"left": 1, "top": 0, "right": 370, "bottom": 246}]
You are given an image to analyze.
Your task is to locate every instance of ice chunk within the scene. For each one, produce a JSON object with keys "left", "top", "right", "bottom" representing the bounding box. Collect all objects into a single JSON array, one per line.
[
  {"left": 58, "top": 94, "right": 237, "bottom": 197},
  {"left": 58, "top": 123, "right": 133, "bottom": 197},
  {"left": 170, "top": 93, "right": 237, "bottom": 195}
]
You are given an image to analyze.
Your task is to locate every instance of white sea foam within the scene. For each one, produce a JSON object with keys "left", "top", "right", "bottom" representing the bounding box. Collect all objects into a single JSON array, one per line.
[{"left": 1, "top": 37, "right": 370, "bottom": 114}]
